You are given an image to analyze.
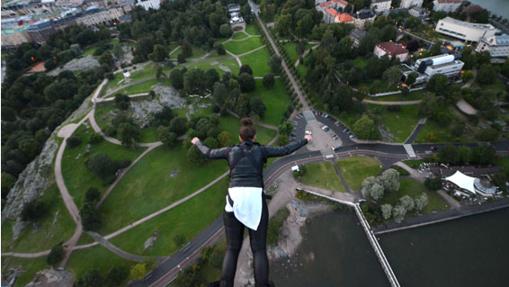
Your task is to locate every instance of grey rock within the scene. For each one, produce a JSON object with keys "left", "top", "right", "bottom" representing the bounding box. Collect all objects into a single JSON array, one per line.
[
  {"left": 2, "top": 136, "right": 58, "bottom": 232},
  {"left": 25, "top": 269, "right": 74, "bottom": 287},
  {"left": 47, "top": 56, "right": 100, "bottom": 76}
]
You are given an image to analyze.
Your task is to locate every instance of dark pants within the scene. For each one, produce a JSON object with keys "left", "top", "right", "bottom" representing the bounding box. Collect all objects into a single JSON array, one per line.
[{"left": 220, "top": 197, "right": 269, "bottom": 287}]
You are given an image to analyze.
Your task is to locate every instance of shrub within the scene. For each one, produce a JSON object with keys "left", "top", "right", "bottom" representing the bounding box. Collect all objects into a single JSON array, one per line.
[
  {"left": 46, "top": 243, "right": 64, "bottom": 266},
  {"left": 89, "top": 133, "right": 104, "bottom": 144},
  {"left": 21, "top": 200, "right": 49, "bottom": 222},
  {"left": 67, "top": 136, "right": 82, "bottom": 148},
  {"left": 107, "top": 265, "right": 129, "bottom": 286}
]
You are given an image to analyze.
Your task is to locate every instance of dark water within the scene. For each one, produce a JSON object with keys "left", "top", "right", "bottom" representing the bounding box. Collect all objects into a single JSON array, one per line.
[
  {"left": 469, "top": 0, "right": 509, "bottom": 18},
  {"left": 271, "top": 208, "right": 390, "bottom": 287},
  {"left": 380, "top": 208, "right": 509, "bottom": 287}
]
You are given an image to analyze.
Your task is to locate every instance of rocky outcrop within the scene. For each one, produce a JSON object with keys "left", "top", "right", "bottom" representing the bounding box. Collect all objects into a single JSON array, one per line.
[
  {"left": 130, "top": 85, "right": 184, "bottom": 127},
  {"left": 2, "top": 136, "right": 58, "bottom": 226},
  {"left": 236, "top": 200, "right": 333, "bottom": 287},
  {"left": 25, "top": 269, "right": 74, "bottom": 287},
  {"left": 268, "top": 200, "right": 332, "bottom": 260},
  {"left": 47, "top": 56, "right": 100, "bottom": 76}
]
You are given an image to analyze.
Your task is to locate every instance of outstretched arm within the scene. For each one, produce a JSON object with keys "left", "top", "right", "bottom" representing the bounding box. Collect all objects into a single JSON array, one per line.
[
  {"left": 192, "top": 137, "right": 230, "bottom": 159},
  {"left": 263, "top": 134, "right": 312, "bottom": 158}
]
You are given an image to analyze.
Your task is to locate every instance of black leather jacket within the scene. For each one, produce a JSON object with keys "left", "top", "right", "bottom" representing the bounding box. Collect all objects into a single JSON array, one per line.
[{"left": 196, "top": 139, "right": 308, "bottom": 188}]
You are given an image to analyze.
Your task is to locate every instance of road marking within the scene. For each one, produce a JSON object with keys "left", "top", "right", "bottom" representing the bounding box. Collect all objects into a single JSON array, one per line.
[{"left": 403, "top": 144, "right": 416, "bottom": 158}]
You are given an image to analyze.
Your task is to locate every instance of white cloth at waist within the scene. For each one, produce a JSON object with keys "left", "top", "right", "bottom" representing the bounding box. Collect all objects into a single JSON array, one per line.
[{"left": 225, "top": 187, "right": 263, "bottom": 231}]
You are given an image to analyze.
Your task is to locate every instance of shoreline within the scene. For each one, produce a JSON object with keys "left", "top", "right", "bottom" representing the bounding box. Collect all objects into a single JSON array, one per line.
[{"left": 373, "top": 197, "right": 509, "bottom": 235}]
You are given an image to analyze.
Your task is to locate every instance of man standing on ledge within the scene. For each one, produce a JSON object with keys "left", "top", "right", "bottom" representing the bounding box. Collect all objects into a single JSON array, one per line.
[{"left": 191, "top": 117, "right": 311, "bottom": 287}]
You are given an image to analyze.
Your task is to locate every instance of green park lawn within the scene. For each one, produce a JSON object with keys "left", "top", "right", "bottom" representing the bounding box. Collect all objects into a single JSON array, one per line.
[
  {"left": 337, "top": 156, "right": 383, "bottom": 192},
  {"left": 1, "top": 256, "right": 48, "bottom": 287},
  {"left": 103, "top": 73, "right": 125, "bottom": 95},
  {"left": 337, "top": 111, "right": 362, "bottom": 130},
  {"left": 232, "top": 31, "right": 249, "bottom": 40},
  {"left": 239, "top": 48, "right": 271, "bottom": 77},
  {"left": 67, "top": 244, "right": 132, "bottom": 280},
  {"left": 1, "top": 184, "right": 75, "bottom": 253},
  {"left": 245, "top": 24, "right": 260, "bottom": 36},
  {"left": 283, "top": 42, "right": 299, "bottom": 64},
  {"left": 296, "top": 63, "right": 307, "bottom": 78},
  {"left": 218, "top": 116, "right": 276, "bottom": 145},
  {"left": 139, "top": 127, "right": 159, "bottom": 143},
  {"left": 381, "top": 178, "right": 449, "bottom": 214},
  {"left": 224, "top": 37, "right": 263, "bottom": 55},
  {"left": 369, "top": 105, "right": 421, "bottom": 143},
  {"left": 369, "top": 90, "right": 428, "bottom": 102},
  {"left": 415, "top": 120, "right": 458, "bottom": 143},
  {"left": 298, "top": 162, "right": 345, "bottom": 192},
  {"left": 185, "top": 55, "right": 240, "bottom": 75},
  {"left": 250, "top": 79, "right": 291, "bottom": 126},
  {"left": 129, "top": 64, "right": 157, "bottom": 82},
  {"left": 110, "top": 178, "right": 228, "bottom": 256},
  {"left": 97, "top": 145, "right": 229, "bottom": 233},
  {"left": 62, "top": 125, "right": 142, "bottom": 207},
  {"left": 117, "top": 79, "right": 159, "bottom": 95}
]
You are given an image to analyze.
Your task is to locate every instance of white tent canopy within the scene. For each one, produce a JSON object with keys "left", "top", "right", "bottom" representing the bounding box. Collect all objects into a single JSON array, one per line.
[{"left": 445, "top": 171, "right": 477, "bottom": 194}]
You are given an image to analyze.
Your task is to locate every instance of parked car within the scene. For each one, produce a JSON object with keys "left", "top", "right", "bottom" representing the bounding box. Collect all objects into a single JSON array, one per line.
[{"left": 321, "top": 125, "right": 329, "bottom": 131}]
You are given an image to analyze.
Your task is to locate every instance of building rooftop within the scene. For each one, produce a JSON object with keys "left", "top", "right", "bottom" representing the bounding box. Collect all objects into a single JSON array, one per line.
[
  {"left": 439, "top": 16, "right": 496, "bottom": 31},
  {"left": 332, "top": 0, "right": 349, "bottom": 6},
  {"left": 376, "top": 42, "right": 408, "bottom": 55},
  {"left": 495, "top": 34, "right": 509, "bottom": 46},
  {"left": 325, "top": 7, "right": 338, "bottom": 17},
  {"left": 356, "top": 8, "right": 375, "bottom": 19},
  {"left": 335, "top": 12, "right": 354, "bottom": 23}
]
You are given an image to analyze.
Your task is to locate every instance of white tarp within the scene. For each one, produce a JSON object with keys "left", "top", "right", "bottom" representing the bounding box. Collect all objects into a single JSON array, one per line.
[{"left": 445, "top": 171, "right": 477, "bottom": 194}]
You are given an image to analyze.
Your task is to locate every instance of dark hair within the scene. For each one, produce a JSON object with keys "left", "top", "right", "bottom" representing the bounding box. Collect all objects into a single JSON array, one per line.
[{"left": 239, "top": 117, "right": 256, "bottom": 141}]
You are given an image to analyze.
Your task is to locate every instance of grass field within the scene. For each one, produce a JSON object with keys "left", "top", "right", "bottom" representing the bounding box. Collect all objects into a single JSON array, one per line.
[
  {"left": 110, "top": 178, "right": 228, "bottom": 256},
  {"left": 337, "top": 156, "right": 383, "bottom": 192},
  {"left": 245, "top": 24, "right": 260, "bottom": 36},
  {"left": 232, "top": 32, "right": 249, "bottom": 40},
  {"left": 381, "top": 178, "right": 449, "bottom": 214},
  {"left": 67, "top": 244, "right": 132, "bottom": 281},
  {"left": 369, "top": 90, "right": 428, "bottom": 102},
  {"left": 283, "top": 42, "right": 299, "bottom": 64},
  {"left": 298, "top": 162, "right": 345, "bottom": 192},
  {"left": 224, "top": 37, "right": 263, "bottom": 55},
  {"left": 250, "top": 79, "right": 291, "bottom": 126},
  {"left": 98, "top": 145, "right": 229, "bottom": 233},
  {"left": 1, "top": 256, "right": 48, "bottom": 286},
  {"left": 368, "top": 105, "right": 421, "bottom": 143},
  {"left": 239, "top": 48, "right": 271, "bottom": 77},
  {"left": 415, "top": 120, "right": 457, "bottom": 143},
  {"left": 1, "top": 184, "right": 75, "bottom": 253},
  {"left": 115, "top": 79, "right": 160, "bottom": 95},
  {"left": 218, "top": 116, "right": 276, "bottom": 145},
  {"left": 62, "top": 125, "right": 142, "bottom": 207},
  {"left": 185, "top": 55, "right": 240, "bottom": 75},
  {"left": 296, "top": 63, "right": 307, "bottom": 78},
  {"left": 103, "top": 73, "right": 125, "bottom": 94}
]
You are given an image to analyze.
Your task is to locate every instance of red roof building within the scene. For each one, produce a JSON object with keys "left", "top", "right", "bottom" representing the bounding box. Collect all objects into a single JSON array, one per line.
[
  {"left": 335, "top": 13, "right": 354, "bottom": 24},
  {"left": 374, "top": 42, "right": 409, "bottom": 61}
]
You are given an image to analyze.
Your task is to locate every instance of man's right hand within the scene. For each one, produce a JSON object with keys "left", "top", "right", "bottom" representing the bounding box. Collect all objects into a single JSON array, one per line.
[
  {"left": 304, "top": 134, "right": 312, "bottom": 142},
  {"left": 191, "top": 137, "right": 200, "bottom": 145}
]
